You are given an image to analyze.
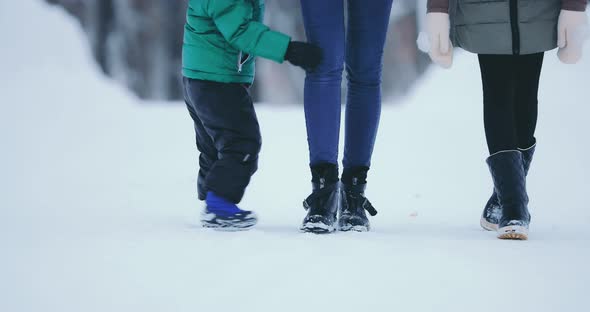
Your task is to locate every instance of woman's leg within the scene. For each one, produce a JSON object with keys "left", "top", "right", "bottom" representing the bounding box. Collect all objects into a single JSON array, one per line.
[
  {"left": 338, "top": 0, "right": 392, "bottom": 232},
  {"left": 514, "top": 53, "right": 544, "bottom": 149},
  {"left": 300, "top": 0, "right": 345, "bottom": 167},
  {"left": 299, "top": 0, "right": 345, "bottom": 234},
  {"left": 478, "top": 55, "right": 532, "bottom": 240},
  {"left": 478, "top": 54, "right": 519, "bottom": 154},
  {"left": 342, "top": 0, "right": 393, "bottom": 171}
]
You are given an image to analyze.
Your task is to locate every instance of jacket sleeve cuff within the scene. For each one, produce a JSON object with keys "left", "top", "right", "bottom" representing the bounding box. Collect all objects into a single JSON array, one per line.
[
  {"left": 427, "top": 7, "right": 450, "bottom": 13},
  {"left": 427, "top": 0, "right": 449, "bottom": 13},
  {"left": 561, "top": 0, "right": 587, "bottom": 11},
  {"left": 260, "top": 31, "right": 291, "bottom": 63}
]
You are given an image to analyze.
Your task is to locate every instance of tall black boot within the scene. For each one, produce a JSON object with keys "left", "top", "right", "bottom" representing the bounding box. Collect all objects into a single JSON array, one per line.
[
  {"left": 300, "top": 163, "right": 340, "bottom": 234},
  {"left": 486, "top": 151, "right": 531, "bottom": 240},
  {"left": 339, "top": 167, "right": 378, "bottom": 232},
  {"left": 480, "top": 143, "right": 536, "bottom": 231}
]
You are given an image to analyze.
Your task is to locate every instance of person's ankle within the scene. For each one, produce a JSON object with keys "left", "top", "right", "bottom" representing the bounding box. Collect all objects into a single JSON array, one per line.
[{"left": 206, "top": 192, "right": 241, "bottom": 215}]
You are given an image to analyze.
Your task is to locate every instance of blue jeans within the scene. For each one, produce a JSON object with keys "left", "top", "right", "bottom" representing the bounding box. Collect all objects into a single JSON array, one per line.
[{"left": 300, "top": 0, "right": 393, "bottom": 169}]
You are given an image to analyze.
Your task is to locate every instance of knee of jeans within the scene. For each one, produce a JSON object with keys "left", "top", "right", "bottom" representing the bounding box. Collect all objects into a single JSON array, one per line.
[
  {"left": 307, "top": 56, "right": 344, "bottom": 82},
  {"left": 346, "top": 64, "right": 383, "bottom": 87}
]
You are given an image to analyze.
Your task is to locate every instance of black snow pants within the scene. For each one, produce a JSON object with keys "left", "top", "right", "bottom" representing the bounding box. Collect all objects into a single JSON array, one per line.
[
  {"left": 182, "top": 77, "right": 261, "bottom": 203},
  {"left": 478, "top": 53, "right": 544, "bottom": 154}
]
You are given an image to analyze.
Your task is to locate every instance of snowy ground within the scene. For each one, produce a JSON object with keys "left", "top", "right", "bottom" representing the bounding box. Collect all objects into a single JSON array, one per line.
[{"left": 2, "top": 1, "right": 589, "bottom": 312}]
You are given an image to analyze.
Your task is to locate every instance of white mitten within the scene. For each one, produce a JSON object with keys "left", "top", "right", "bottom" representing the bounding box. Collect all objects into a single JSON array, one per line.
[
  {"left": 426, "top": 13, "right": 453, "bottom": 68},
  {"left": 557, "top": 10, "right": 589, "bottom": 64}
]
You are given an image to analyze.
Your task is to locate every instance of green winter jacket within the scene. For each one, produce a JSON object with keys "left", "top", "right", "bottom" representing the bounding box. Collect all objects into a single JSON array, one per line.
[{"left": 182, "top": 0, "right": 291, "bottom": 84}]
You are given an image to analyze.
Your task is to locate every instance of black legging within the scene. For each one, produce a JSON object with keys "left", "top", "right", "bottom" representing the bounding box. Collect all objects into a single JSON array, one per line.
[{"left": 478, "top": 53, "right": 544, "bottom": 154}]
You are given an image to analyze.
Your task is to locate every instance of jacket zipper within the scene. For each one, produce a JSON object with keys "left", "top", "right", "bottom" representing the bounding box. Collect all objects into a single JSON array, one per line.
[
  {"left": 237, "top": 51, "right": 251, "bottom": 73},
  {"left": 509, "top": 0, "right": 521, "bottom": 55}
]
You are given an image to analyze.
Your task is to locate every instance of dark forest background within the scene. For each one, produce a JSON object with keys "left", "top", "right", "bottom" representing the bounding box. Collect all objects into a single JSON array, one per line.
[{"left": 45, "top": 0, "right": 431, "bottom": 103}]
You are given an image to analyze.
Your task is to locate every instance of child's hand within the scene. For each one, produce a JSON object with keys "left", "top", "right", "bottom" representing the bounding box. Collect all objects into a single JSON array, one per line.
[
  {"left": 426, "top": 12, "right": 453, "bottom": 69},
  {"left": 285, "top": 41, "right": 323, "bottom": 72},
  {"left": 557, "top": 10, "right": 589, "bottom": 64}
]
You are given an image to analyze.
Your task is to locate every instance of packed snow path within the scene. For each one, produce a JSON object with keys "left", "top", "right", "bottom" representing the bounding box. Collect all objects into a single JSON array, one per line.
[{"left": 1, "top": 1, "right": 589, "bottom": 311}]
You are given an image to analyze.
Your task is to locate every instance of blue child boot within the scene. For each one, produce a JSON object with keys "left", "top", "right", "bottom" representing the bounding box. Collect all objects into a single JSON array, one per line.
[{"left": 201, "top": 192, "right": 258, "bottom": 231}]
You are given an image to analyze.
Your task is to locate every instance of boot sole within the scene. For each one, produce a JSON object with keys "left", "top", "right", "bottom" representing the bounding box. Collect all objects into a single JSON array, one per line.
[
  {"left": 480, "top": 216, "right": 498, "bottom": 231},
  {"left": 300, "top": 222, "right": 335, "bottom": 234},
  {"left": 202, "top": 219, "right": 258, "bottom": 231},
  {"left": 497, "top": 225, "right": 528, "bottom": 240},
  {"left": 200, "top": 212, "right": 258, "bottom": 231},
  {"left": 339, "top": 224, "right": 370, "bottom": 232}
]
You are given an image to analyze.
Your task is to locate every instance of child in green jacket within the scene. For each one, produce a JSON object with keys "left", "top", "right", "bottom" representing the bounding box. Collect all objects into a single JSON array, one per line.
[{"left": 182, "top": 0, "right": 321, "bottom": 230}]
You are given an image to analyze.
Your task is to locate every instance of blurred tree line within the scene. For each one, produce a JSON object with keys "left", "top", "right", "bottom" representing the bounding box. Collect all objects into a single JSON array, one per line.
[{"left": 46, "top": 0, "right": 431, "bottom": 103}]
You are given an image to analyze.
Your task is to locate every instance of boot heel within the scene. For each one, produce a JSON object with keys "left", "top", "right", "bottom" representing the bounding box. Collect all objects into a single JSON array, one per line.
[
  {"left": 480, "top": 216, "right": 499, "bottom": 231},
  {"left": 497, "top": 224, "right": 529, "bottom": 240}
]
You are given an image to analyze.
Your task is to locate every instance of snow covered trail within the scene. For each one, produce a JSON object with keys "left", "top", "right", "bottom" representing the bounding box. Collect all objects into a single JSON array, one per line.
[{"left": 1, "top": 1, "right": 589, "bottom": 312}]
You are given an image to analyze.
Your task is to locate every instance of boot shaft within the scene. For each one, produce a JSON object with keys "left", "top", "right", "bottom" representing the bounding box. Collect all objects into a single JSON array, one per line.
[
  {"left": 342, "top": 166, "right": 370, "bottom": 187},
  {"left": 341, "top": 167, "right": 378, "bottom": 217},
  {"left": 487, "top": 151, "right": 528, "bottom": 204},
  {"left": 310, "top": 163, "right": 339, "bottom": 190},
  {"left": 519, "top": 143, "right": 536, "bottom": 175},
  {"left": 486, "top": 150, "right": 530, "bottom": 225}
]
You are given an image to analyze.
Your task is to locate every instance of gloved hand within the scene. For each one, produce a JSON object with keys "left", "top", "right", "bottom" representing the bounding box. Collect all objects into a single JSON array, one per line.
[
  {"left": 557, "top": 10, "right": 589, "bottom": 64},
  {"left": 284, "top": 41, "right": 322, "bottom": 72},
  {"left": 426, "top": 12, "right": 453, "bottom": 69}
]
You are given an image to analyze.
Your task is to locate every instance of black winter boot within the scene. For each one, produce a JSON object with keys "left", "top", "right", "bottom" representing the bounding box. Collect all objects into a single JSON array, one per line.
[
  {"left": 480, "top": 143, "right": 536, "bottom": 231},
  {"left": 339, "top": 167, "right": 378, "bottom": 232},
  {"left": 300, "top": 164, "right": 340, "bottom": 234},
  {"left": 486, "top": 151, "right": 531, "bottom": 240}
]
